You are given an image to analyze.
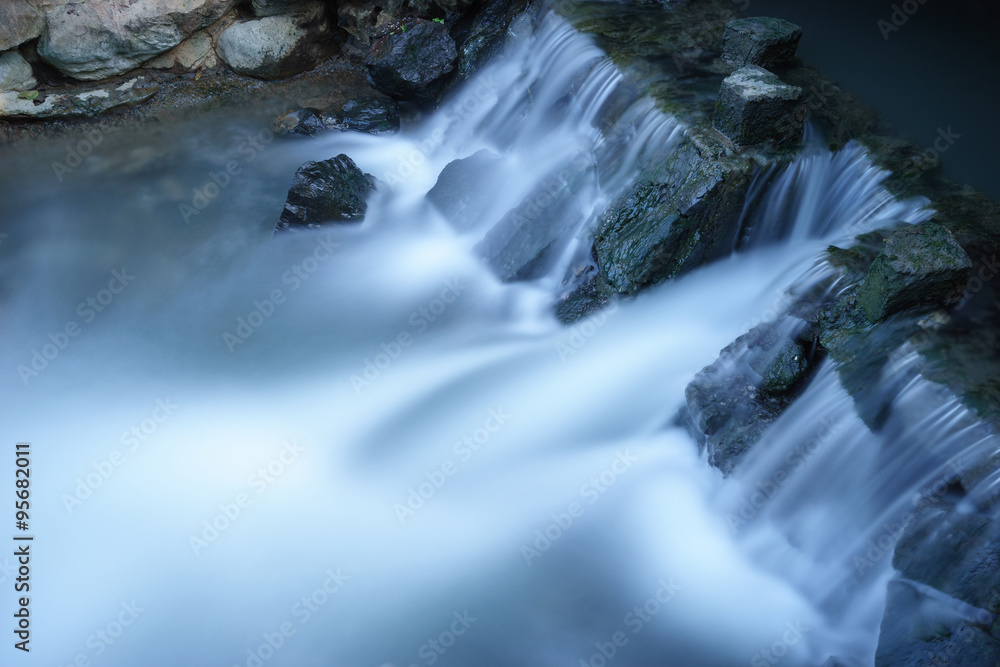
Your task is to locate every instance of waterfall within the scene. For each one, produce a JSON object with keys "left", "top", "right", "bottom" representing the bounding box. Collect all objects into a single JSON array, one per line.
[{"left": 0, "top": 8, "right": 989, "bottom": 667}]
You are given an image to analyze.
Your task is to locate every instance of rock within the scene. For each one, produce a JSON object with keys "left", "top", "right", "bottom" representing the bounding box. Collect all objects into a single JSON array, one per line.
[
  {"left": 251, "top": 0, "right": 317, "bottom": 18},
  {"left": 555, "top": 270, "right": 610, "bottom": 325},
  {"left": 856, "top": 223, "right": 973, "bottom": 323},
  {"left": 0, "top": 51, "right": 36, "bottom": 92},
  {"left": 276, "top": 155, "right": 376, "bottom": 231},
  {"left": 749, "top": 338, "right": 810, "bottom": 395},
  {"left": 713, "top": 65, "right": 804, "bottom": 147},
  {"left": 0, "top": 0, "right": 43, "bottom": 52},
  {"left": 144, "top": 29, "right": 218, "bottom": 72},
  {"left": 594, "top": 132, "right": 753, "bottom": 295},
  {"left": 365, "top": 19, "right": 457, "bottom": 102},
  {"left": 217, "top": 9, "right": 325, "bottom": 80},
  {"left": 456, "top": 0, "right": 529, "bottom": 79},
  {"left": 0, "top": 76, "right": 159, "bottom": 119},
  {"left": 336, "top": 1, "right": 382, "bottom": 46},
  {"left": 273, "top": 108, "right": 329, "bottom": 137},
  {"left": 722, "top": 17, "right": 802, "bottom": 69},
  {"left": 875, "top": 579, "right": 1000, "bottom": 667},
  {"left": 38, "top": 0, "right": 237, "bottom": 81},
  {"left": 328, "top": 97, "right": 400, "bottom": 135},
  {"left": 427, "top": 150, "right": 503, "bottom": 230}
]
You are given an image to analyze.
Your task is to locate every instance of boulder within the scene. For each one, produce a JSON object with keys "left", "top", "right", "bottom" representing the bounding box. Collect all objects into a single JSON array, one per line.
[
  {"left": 273, "top": 108, "right": 329, "bottom": 137},
  {"left": 426, "top": 150, "right": 503, "bottom": 230},
  {"left": 365, "top": 19, "right": 457, "bottom": 102},
  {"left": 456, "top": 0, "right": 529, "bottom": 79},
  {"left": 722, "top": 17, "right": 802, "bottom": 69},
  {"left": 276, "top": 155, "right": 376, "bottom": 231},
  {"left": 0, "top": 51, "right": 37, "bottom": 92},
  {"left": 713, "top": 65, "right": 804, "bottom": 146},
  {"left": 328, "top": 97, "right": 400, "bottom": 135},
  {"left": 0, "top": 0, "right": 43, "bottom": 52},
  {"left": 856, "top": 223, "right": 973, "bottom": 323},
  {"left": 594, "top": 132, "right": 754, "bottom": 295},
  {"left": 0, "top": 76, "right": 159, "bottom": 119},
  {"left": 216, "top": 9, "right": 325, "bottom": 80},
  {"left": 144, "top": 29, "right": 218, "bottom": 72},
  {"left": 37, "top": 0, "right": 237, "bottom": 81}
]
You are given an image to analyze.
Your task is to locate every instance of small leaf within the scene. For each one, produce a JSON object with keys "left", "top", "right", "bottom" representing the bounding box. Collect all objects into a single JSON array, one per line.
[
  {"left": 433, "top": 18, "right": 444, "bottom": 23},
  {"left": 17, "top": 90, "right": 39, "bottom": 101}
]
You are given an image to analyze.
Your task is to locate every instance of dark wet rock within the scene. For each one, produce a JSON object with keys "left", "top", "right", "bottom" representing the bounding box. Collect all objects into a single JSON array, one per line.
[
  {"left": 365, "top": 19, "right": 457, "bottom": 103},
  {"left": 276, "top": 154, "right": 376, "bottom": 231},
  {"left": 251, "top": 0, "right": 318, "bottom": 18},
  {"left": 749, "top": 338, "right": 810, "bottom": 395},
  {"left": 555, "top": 269, "right": 610, "bottom": 325},
  {"left": 713, "top": 65, "right": 804, "bottom": 147},
  {"left": 875, "top": 579, "right": 1000, "bottom": 667},
  {"left": 722, "top": 17, "right": 802, "bottom": 69},
  {"left": 426, "top": 150, "right": 503, "bottom": 230},
  {"left": 328, "top": 97, "right": 400, "bottom": 135},
  {"left": 0, "top": 0, "right": 42, "bottom": 53},
  {"left": 456, "top": 0, "right": 529, "bottom": 80},
  {"left": 217, "top": 8, "right": 328, "bottom": 80},
  {"left": 38, "top": 0, "right": 237, "bottom": 81},
  {"left": 273, "top": 108, "right": 329, "bottom": 136},
  {"left": 856, "top": 223, "right": 972, "bottom": 323},
  {"left": 594, "top": 131, "right": 754, "bottom": 295}
]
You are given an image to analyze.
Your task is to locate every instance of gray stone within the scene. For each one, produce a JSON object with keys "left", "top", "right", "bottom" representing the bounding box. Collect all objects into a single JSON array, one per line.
[
  {"left": 0, "top": 0, "right": 43, "bottom": 52},
  {"left": 273, "top": 108, "right": 329, "bottom": 137},
  {"left": 365, "top": 19, "right": 457, "bottom": 103},
  {"left": 0, "top": 51, "right": 36, "bottom": 92},
  {"left": 38, "top": 0, "right": 237, "bottom": 80},
  {"left": 276, "top": 155, "right": 376, "bottom": 231},
  {"left": 217, "top": 10, "right": 324, "bottom": 80},
  {"left": 427, "top": 150, "right": 503, "bottom": 230},
  {"left": 713, "top": 65, "right": 804, "bottom": 146},
  {"left": 722, "top": 17, "right": 802, "bottom": 69},
  {"left": 251, "top": 0, "right": 317, "bottom": 18},
  {"left": 857, "top": 223, "right": 973, "bottom": 323},
  {"left": 0, "top": 76, "right": 159, "bottom": 119}
]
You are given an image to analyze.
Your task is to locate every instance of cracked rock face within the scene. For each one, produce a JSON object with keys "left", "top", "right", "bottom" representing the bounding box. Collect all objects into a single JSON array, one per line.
[{"left": 722, "top": 16, "right": 802, "bottom": 69}]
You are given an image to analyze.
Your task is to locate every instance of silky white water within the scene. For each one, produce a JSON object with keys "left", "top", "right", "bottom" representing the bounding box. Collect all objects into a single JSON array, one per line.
[{"left": 0, "top": 10, "right": 977, "bottom": 667}]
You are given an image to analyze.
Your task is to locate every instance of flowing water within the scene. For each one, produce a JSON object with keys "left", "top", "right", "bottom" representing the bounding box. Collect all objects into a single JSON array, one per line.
[{"left": 0, "top": 9, "right": 989, "bottom": 667}]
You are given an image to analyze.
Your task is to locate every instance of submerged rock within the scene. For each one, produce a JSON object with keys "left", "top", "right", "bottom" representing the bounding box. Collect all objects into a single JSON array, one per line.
[
  {"left": 426, "top": 150, "right": 503, "bottom": 230},
  {"left": 722, "top": 17, "right": 802, "bottom": 69},
  {"left": 38, "top": 0, "right": 237, "bottom": 80},
  {"left": 328, "top": 97, "right": 400, "bottom": 135},
  {"left": 0, "top": 0, "right": 43, "bottom": 53},
  {"left": 276, "top": 155, "right": 376, "bottom": 231},
  {"left": 0, "top": 51, "right": 36, "bottom": 92},
  {"left": 364, "top": 19, "right": 457, "bottom": 102},
  {"left": 856, "top": 222, "right": 972, "bottom": 323},
  {"left": 217, "top": 8, "right": 326, "bottom": 80},
  {"left": 273, "top": 108, "right": 329, "bottom": 136},
  {"left": 713, "top": 65, "right": 804, "bottom": 147}
]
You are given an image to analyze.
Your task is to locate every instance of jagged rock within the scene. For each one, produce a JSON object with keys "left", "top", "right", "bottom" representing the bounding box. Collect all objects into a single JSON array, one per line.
[
  {"left": 251, "top": 0, "right": 317, "bottom": 17},
  {"left": 273, "top": 108, "right": 329, "bottom": 136},
  {"left": 37, "top": 0, "right": 237, "bottom": 81},
  {"left": 328, "top": 97, "right": 400, "bottom": 135},
  {"left": 427, "top": 150, "right": 503, "bottom": 229},
  {"left": 365, "top": 19, "right": 457, "bottom": 102},
  {"left": 0, "top": 51, "right": 36, "bottom": 92},
  {"left": 875, "top": 579, "right": 1000, "bottom": 667},
  {"left": 0, "top": 0, "right": 43, "bottom": 52},
  {"left": 857, "top": 223, "right": 972, "bottom": 323},
  {"left": 456, "top": 0, "right": 529, "bottom": 79},
  {"left": 0, "top": 77, "right": 159, "bottom": 119},
  {"left": 722, "top": 17, "right": 802, "bottom": 69},
  {"left": 594, "top": 132, "right": 754, "bottom": 295},
  {"left": 555, "top": 270, "right": 610, "bottom": 325},
  {"left": 749, "top": 337, "right": 810, "bottom": 395},
  {"left": 276, "top": 155, "right": 376, "bottom": 231},
  {"left": 217, "top": 8, "right": 326, "bottom": 80},
  {"left": 713, "top": 65, "right": 803, "bottom": 146},
  {"left": 145, "top": 28, "right": 218, "bottom": 72}
]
